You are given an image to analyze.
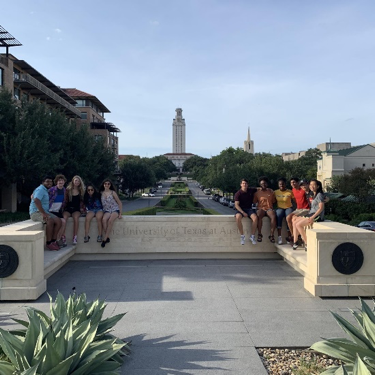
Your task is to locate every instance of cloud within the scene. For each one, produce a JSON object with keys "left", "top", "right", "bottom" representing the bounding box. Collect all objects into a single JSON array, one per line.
[
  {"left": 46, "top": 36, "right": 51, "bottom": 41},
  {"left": 149, "top": 20, "right": 159, "bottom": 26},
  {"left": 55, "top": 28, "right": 62, "bottom": 33}
]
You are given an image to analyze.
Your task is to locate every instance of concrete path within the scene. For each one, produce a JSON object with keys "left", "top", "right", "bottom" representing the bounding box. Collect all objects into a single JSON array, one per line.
[{"left": 0, "top": 259, "right": 364, "bottom": 374}]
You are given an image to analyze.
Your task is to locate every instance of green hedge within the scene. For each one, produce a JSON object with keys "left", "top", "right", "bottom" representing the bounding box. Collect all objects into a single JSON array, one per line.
[
  {"left": 0, "top": 211, "right": 30, "bottom": 224},
  {"left": 325, "top": 200, "right": 375, "bottom": 224},
  {"left": 188, "top": 195, "right": 199, "bottom": 207},
  {"left": 123, "top": 207, "right": 157, "bottom": 215},
  {"left": 160, "top": 195, "right": 173, "bottom": 206}
]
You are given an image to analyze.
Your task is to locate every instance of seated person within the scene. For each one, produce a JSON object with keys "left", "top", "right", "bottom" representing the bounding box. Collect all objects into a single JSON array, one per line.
[
  {"left": 234, "top": 178, "right": 258, "bottom": 245},
  {"left": 274, "top": 177, "right": 294, "bottom": 245},
  {"left": 293, "top": 179, "right": 325, "bottom": 251},
  {"left": 254, "top": 176, "right": 276, "bottom": 243},
  {"left": 30, "top": 175, "right": 62, "bottom": 251}
]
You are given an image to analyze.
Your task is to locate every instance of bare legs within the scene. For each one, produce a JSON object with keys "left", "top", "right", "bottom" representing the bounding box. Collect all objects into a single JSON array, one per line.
[
  {"left": 235, "top": 213, "right": 258, "bottom": 236},
  {"left": 257, "top": 210, "right": 276, "bottom": 239},
  {"left": 85, "top": 211, "right": 104, "bottom": 237},
  {"left": 293, "top": 217, "right": 309, "bottom": 245},
  {"left": 102, "top": 212, "right": 119, "bottom": 242},
  {"left": 63, "top": 211, "right": 81, "bottom": 240},
  {"left": 45, "top": 216, "right": 62, "bottom": 241}
]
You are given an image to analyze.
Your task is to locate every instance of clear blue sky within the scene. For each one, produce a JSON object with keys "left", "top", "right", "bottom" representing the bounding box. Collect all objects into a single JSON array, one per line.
[{"left": 2, "top": 0, "right": 375, "bottom": 158}]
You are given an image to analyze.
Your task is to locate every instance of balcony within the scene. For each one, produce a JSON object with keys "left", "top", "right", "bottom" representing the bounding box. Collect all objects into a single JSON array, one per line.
[
  {"left": 90, "top": 122, "right": 121, "bottom": 133},
  {"left": 13, "top": 73, "right": 81, "bottom": 117}
]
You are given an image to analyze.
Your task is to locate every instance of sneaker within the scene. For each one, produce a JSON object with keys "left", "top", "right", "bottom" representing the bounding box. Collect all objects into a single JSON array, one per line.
[
  {"left": 250, "top": 235, "right": 257, "bottom": 245},
  {"left": 292, "top": 243, "right": 299, "bottom": 250},
  {"left": 47, "top": 242, "right": 59, "bottom": 251},
  {"left": 278, "top": 236, "right": 283, "bottom": 245},
  {"left": 73, "top": 235, "right": 77, "bottom": 245},
  {"left": 56, "top": 239, "right": 67, "bottom": 248},
  {"left": 240, "top": 235, "right": 245, "bottom": 245},
  {"left": 97, "top": 235, "right": 102, "bottom": 242},
  {"left": 286, "top": 236, "right": 292, "bottom": 244},
  {"left": 61, "top": 235, "right": 67, "bottom": 245},
  {"left": 101, "top": 241, "right": 106, "bottom": 248},
  {"left": 84, "top": 236, "right": 90, "bottom": 243}
]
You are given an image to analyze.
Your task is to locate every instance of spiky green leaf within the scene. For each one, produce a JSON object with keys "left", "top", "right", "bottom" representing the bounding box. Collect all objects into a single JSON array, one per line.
[
  {"left": 354, "top": 354, "right": 372, "bottom": 374},
  {"left": 0, "top": 360, "right": 16, "bottom": 375}
]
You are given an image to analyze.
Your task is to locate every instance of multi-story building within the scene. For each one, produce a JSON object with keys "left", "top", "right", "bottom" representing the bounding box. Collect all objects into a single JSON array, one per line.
[
  {"left": 164, "top": 108, "right": 194, "bottom": 172},
  {"left": 317, "top": 144, "right": 375, "bottom": 189},
  {"left": 62, "top": 88, "right": 120, "bottom": 160},
  {"left": 282, "top": 142, "right": 352, "bottom": 161}
]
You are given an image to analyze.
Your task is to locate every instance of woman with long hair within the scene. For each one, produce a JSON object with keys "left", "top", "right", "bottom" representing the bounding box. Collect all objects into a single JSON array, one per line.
[
  {"left": 83, "top": 183, "right": 104, "bottom": 243},
  {"left": 62, "top": 175, "right": 86, "bottom": 245},
  {"left": 99, "top": 178, "right": 122, "bottom": 248},
  {"left": 292, "top": 179, "right": 325, "bottom": 251}
]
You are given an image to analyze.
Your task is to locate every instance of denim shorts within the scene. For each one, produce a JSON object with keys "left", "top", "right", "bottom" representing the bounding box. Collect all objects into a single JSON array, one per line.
[
  {"left": 88, "top": 209, "right": 103, "bottom": 214},
  {"left": 235, "top": 208, "right": 256, "bottom": 217}
]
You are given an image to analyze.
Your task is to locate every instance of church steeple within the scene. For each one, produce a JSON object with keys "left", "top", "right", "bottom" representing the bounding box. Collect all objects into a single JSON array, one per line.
[{"left": 244, "top": 126, "right": 254, "bottom": 154}]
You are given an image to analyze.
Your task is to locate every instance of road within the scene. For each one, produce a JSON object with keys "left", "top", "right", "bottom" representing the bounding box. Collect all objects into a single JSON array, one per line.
[
  {"left": 123, "top": 181, "right": 235, "bottom": 215},
  {"left": 187, "top": 182, "right": 235, "bottom": 215}
]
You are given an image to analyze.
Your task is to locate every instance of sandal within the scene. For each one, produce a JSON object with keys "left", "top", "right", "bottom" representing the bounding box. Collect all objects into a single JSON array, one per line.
[
  {"left": 257, "top": 234, "right": 263, "bottom": 242},
  {"left": 268, "top": 235, "right": 275, "bottom": 243}
]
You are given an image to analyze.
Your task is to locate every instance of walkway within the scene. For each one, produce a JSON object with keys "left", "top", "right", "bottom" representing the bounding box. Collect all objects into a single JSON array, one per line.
[{"left": 0, "top": 259, "right": 363, "bottom": 374}]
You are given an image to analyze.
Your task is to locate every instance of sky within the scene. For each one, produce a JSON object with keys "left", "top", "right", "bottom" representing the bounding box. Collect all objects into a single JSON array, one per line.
[{"left": 1, "top": 0, "right": 375, "bottom": 158}]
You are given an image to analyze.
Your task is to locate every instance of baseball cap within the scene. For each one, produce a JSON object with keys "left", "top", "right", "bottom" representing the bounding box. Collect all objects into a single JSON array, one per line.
[{"left": 299, "top": 179, "right": 309, "bottom": 185}]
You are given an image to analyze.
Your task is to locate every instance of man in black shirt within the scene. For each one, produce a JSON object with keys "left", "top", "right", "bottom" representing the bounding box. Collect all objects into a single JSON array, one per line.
[{"left": 234, "top": 179, "right": 258, "bottom": 245}]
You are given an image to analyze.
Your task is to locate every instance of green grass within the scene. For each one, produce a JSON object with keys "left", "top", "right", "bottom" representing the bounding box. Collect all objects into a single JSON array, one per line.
[{"left": 0, "top": 211, "right": 30, "bottom": 225}]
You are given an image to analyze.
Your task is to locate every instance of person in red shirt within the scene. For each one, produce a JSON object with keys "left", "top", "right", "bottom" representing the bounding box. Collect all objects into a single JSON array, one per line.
[
  {"left": 286, "top": 177, "right": 309, "bottom": 242},
  {"left": 254, "top": 176, "right": 276, "bottom": 243}
]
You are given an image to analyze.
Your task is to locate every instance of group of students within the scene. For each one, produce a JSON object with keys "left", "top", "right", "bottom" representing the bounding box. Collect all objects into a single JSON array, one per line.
[
  {"left": 29, "top": 174, "right": 122, "bottom": 250},
  {"left": 234, "top": 176, "right": 325, "bottom": 251}
]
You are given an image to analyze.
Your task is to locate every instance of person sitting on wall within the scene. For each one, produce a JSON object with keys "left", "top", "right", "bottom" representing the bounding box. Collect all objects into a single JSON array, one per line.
[
  {"left": 254, "top": 176, "right": 276, "bottom": 243},
  {"left": 292, "top": 179, "right": 325, "bottom": 251},
  {"left": 274, "top": 177, "right": 294, "bottom": 245},
  {"left": 29, "top": 175, "right": 62, "bottom": 251},
  {"left": 234, "top": 178, "right": 258, "bottom": 246}
]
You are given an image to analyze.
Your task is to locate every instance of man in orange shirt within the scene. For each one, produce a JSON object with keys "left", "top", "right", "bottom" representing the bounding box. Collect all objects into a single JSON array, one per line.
[{"left": 254, "top": 176, "right": 276, "bottom": 243}]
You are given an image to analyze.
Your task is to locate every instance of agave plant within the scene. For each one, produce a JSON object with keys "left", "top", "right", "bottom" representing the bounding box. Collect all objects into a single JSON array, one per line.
[
  {"left": 0, "top": 292, "right": 130, "bottom": 375},
  {"left": 311, "top": 298, "right": 375, "bottom": 374}
]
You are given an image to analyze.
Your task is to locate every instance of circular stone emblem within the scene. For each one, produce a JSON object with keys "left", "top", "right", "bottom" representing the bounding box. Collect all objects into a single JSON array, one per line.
[
  {"left": 332, "top": 243, "right": 363, "bottom": 275},
  {"left": 0, "top": 245, "right": 19, "bottom": 278}
]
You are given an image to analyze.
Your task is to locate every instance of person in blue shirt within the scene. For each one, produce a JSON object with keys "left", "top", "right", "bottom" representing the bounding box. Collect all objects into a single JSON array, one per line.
[{"left": 30, "top": 175, "right": 62, "bottom": 251}]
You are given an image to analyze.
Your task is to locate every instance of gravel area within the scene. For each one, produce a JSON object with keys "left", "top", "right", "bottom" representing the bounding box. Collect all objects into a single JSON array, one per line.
[{"left": 257, "top": 348, "right": 342, "bottom": 375}]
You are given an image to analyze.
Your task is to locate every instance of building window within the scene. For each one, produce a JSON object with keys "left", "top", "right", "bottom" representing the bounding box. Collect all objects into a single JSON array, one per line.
[
  {"left": 81, "top": 112, "right": 87, "bottom": 120},
  {"left": 14, "top": 87, "right": 20, "bottom": 100},
  {"left": 94, "top": 135, "right": 103, "bottom": 142},
  {"left": 0, "top": 68, "right": 3, "bottom": 86},
  {"left": 13, "top": 68, "right": 20, "bottom": 80}
]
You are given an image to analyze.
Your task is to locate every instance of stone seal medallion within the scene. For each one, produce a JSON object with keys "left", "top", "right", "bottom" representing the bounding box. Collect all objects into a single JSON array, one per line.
[
  {"left": 0, "top": 245, "right": 19, "bottom": 278},
  {"left": 332, "top": 242, "right": 363, "bottom": 275}
]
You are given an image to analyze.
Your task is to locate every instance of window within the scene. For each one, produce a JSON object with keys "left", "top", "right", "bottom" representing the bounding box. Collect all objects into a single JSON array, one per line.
[
  {"left": 0, "top": 68, "right": 3, "bottom": 86},
  {"left": 81, "top": 112, "right": 87, "bottom": 120},
  {"left": 94, "top": 135, "right": 103, "bottom": 142},
  {"left": 14, "top": 87, "right": 20, "bottom": 100},
  {"left": 13, "top": 68, "right": 20, "bottom": 80},
  {"left": 22, "top": 93, "right": 29, "bottom": 102}
]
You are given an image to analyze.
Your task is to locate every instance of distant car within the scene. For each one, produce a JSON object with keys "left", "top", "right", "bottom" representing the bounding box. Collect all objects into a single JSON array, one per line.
[
  {"left": 203, "top": 188, "right": 211, "bottom": 195},
  {"left": 357, "top": 221, "right": 375, "bottom": 231},
  {"left": 158, "top": 185, "right": 163, "bottom": 188},
  {"left": 142, "top": 193, "right": 149, "bottom": 197},
  {"left": 148, "top": 193, "right": 155, "bottom": 197},
  {"left": 222, "top": 198, "right": 229, "bottom": 206},
  {"left": 229, "top": 200, "right": 235, "bottom": 209}
]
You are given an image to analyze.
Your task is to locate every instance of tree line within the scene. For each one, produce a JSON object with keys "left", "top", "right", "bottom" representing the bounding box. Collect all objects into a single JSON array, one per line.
[
  {"left": 0, "top": 89, "right": 116, "bottom": 209},
  {"left": 183, "top": 147, "right": 322, "bottom": 194}
]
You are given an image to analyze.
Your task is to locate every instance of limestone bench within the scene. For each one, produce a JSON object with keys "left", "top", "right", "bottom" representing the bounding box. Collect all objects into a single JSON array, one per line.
[{"left": 0, "top": 216, "right": 374, "bottom": 300}]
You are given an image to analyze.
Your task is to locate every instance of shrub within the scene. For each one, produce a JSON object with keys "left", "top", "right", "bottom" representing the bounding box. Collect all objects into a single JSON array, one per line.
[
  {"left": 124, "top": 207, "right": 157, "bottom": 215},
  {"left": 0, "top": 292, "right": 130, "bottom": 374},
  {"left": 311, "top": 298, "right": 375, "bottom": 374}
]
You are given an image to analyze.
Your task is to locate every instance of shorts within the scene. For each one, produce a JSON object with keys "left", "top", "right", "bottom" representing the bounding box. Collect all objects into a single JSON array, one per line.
[
  {"left": 104, "top": 210, "right": 120, "bottom": 214},
  {"left": 88, "top": 209, "right": 103, "bottom": 214},
  {"left": 64, "top": 207, "right": 80, "bottom": 215},
  {"left": 31, "top": 211, "right": 58, "bottom": 223},
  {"left": 235, "top": 208, "right": 256, "bottom": 217},
  {"left": 306, "top": 213, "right": 324, "bottom": 222},
  {"left": 50, "top": 211, "right": 63, "bottom": 218}
]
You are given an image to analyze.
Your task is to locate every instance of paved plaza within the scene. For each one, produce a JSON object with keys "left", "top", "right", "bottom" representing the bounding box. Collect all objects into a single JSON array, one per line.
[{"left": 0, "top": 258, "right": 365, "bottom": 374}]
